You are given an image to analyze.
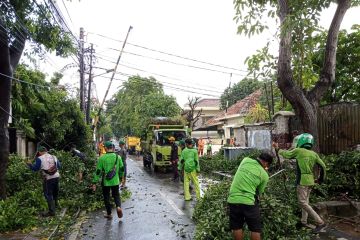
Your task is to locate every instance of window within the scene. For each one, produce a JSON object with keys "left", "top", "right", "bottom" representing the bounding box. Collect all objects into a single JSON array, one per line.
[{"left": 156, "top": 131, "right": 187, "bottom": 146}]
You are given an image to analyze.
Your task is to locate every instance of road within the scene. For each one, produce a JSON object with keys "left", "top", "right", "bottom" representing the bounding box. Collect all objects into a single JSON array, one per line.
[{"left": 77, "top": 156, "right": 196, "bottom": 240}]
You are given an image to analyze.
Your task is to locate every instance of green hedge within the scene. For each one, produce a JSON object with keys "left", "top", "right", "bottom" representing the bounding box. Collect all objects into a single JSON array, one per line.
[{"left": 194, "top": 149, "right": 360, "bottom": 239}]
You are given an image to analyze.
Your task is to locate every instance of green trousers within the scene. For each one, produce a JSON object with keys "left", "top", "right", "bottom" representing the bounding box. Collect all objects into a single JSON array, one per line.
[{"left": 184, "top": 171, "right": 200, "bottom": 200}]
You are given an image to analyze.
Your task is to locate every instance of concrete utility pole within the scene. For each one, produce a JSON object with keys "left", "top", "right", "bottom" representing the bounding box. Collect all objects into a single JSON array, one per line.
[
  {"left": 93, "top": 25, "right": 133, "bottom": 128},
  {"left": 86, "top": 43, "right": 94, "bottom": 124},
  {"left": 79, "top": 27, "right": 85, "bottom": 112}
]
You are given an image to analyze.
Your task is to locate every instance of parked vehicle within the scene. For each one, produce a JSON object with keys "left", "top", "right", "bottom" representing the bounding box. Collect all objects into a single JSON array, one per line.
[
  {"left": 141, "top": 118, "right": 188, "bottom": 172},
  {"left": 126, "top": 136, "right": 141, "bottom": 155}
]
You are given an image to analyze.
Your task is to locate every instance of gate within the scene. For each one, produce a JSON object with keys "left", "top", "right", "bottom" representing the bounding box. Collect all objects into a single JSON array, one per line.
[{"left": 318, "top": 103, "right": 360, "bottom": 154}]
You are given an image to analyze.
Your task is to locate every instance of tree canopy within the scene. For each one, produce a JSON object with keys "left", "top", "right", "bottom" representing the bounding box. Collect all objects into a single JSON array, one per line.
[
  {"left": 12, "top": 65, "right": 91, "bottom": 150},
  {"left": 220, "top": 78, "right": 262, "bottom": 110},
  {"left": 108, "top": 76, "right": 181, "bottom": 137},
  {"left": 313, "top": 25, "right": 360, "bottom": 103},
  {"left": 234, "top": 0, "right": 358, "bottom": 149}
]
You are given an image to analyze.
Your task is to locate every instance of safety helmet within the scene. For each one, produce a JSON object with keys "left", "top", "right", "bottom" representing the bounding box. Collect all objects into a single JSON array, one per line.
[
  {"left": 179, "top": 139, "right": 185, "bottom": 145},
  {"left": 296, "top": 133, "right": 314, "bottom": 149},
  {"left": 168, "top": 136, "right": 175, "bottom": 141},
  {"left": 119, "top": 140, "right": 125, "bottom": 145}
]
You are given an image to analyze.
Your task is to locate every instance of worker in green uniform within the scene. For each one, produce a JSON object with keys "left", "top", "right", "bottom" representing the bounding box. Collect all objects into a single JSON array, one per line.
[
  {"left": 227, "top": 151, "right": 273, "bottom": 240},
  {"left": 92, "top": 141, "right": 124, "bottom": 219},
  {"left": 178, "top": 138, "right": 200, "bottom": 201},
  {"left": 274, "top": 133, "right": 327, "bottom": 232}
]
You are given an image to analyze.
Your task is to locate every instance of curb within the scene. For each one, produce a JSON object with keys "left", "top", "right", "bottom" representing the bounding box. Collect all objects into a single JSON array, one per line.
[{"left": 66, "top": 210, "right": 87, "bottom": 240}]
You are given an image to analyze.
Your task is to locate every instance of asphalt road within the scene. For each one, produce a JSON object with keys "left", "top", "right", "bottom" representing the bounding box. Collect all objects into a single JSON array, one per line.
[{"left": 77, "top": 156, "right": 196, "bottom": 240}]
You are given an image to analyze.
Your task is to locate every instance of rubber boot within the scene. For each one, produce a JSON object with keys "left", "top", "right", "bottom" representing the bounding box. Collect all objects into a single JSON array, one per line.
[{"left": 47, "top": 200, "right": 56, "bottom": 216}]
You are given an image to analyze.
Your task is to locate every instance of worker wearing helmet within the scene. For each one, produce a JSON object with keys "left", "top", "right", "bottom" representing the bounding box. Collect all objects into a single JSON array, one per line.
[
  {"left": 169, "top": 136, "right": 179, "bottom": 181},
  {"left": 274, "top": 133, "right": 327, "bottom": 232}
]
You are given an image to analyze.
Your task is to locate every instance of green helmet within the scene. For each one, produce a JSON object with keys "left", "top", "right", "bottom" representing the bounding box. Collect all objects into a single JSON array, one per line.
[
  {"left": 179, "top": 139, "right": 185, "bottom": 146},
  {"left": 296, "top": 133, "right": 314, "bottom": 148},
  {"left": 119, "top": 140, "right": 125, "bottom": 145}
]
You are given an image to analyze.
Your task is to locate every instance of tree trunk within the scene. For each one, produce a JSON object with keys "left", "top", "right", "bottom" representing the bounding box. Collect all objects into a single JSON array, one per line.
[
  {"left": 0, "top": 17, "right": 26, "bottom": 199},
  {"left": 277, "top": 0, "right": 350, "bottom": 152},
  {"left": 0, "top": 43, "right": 12, "bottom": 200}
]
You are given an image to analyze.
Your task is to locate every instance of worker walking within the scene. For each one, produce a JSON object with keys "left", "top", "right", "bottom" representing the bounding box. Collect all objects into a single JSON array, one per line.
[
  {"left": 92, "top": 141, "right": 124, "bottom": 219},
  {"left": 28, "top": 146, "right": 61, "bottom": 217},
  {"left": 227, "top": 150, "right": 273, "bottom": 240},
  {"left": 178, "top": 138, "right": 200, "bottom": 201},
  {"left": 274, "top": 133, "right": 327, "bottom": 232}
]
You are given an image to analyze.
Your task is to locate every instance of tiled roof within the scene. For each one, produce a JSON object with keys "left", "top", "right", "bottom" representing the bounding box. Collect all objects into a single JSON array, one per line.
[
  {"left": 184, "top": 98, "right": 220, "bottom": 108},
  {"left": 199, "top": 90, "right": 262, "bottom": 128},
  {"left": 196, "top": 99, "right": 221, "bottom": 108}
]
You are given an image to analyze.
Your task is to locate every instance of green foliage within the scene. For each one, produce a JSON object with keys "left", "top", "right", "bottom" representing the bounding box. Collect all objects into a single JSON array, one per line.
[
  {"left": 220, "top": 78, "right": 262, "bottom": 110},
  {"left": 199, "top": 149, "right": 260, "bottom": 176},
  {"left": 0, "top": 151, "right": 131, "bottom": 232},
  {"left": 1, "top": 0, "right": 76, "bottom": 58},
  {"left": 194, "top": 181, "right": 233, "bottom": 240},
  {"left": 320, "top": 151, "right": 360, "bottom": 198},
  {"left": 244, "top": 103, "right": 269, "bottom": 123},
  {"left": 194, "top": 171, "right": 311, "bottom": 240},
  {"left": 313, "top": 25, "right": 360, "bottom": 103},
  {"left": 108, "top": 75, "right": 181, "bottom": 137},
  {"left": 11, "top": 65, "right": 91, "bottom": 149},
  {"left": 195, "top": 149, "right": 360, "bottom": 239}
]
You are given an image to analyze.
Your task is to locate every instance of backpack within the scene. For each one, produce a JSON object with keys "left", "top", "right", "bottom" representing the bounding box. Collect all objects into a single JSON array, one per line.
[{"left": 44, "top": 156, "right": 58, "bottom": 175}]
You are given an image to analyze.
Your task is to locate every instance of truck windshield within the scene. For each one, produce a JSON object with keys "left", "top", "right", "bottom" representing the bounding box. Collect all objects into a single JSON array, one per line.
[{"left": 156, "top": 131, "right": 186, "bottom": 146}]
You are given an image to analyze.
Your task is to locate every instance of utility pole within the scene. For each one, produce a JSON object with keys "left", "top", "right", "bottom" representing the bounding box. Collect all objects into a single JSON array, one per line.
[
  {"left": 79, "top": 27, "right": 85, "bottom": 113},
  {"left": 86, "top": 43, "right": 94, "bottom": 124},
  {"left": 93, "top": 26, "right": 133, "bottom": 128}
]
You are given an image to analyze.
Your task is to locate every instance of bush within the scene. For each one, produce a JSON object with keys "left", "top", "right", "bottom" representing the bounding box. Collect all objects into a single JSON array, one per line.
[
  {"left": 194, "top": 168, "right": 310, "bottom": 240},
  {"left": 194, "top": 149, "right": 360, "bottom": 239},
  {"left": 199, "top": 149, "right": 260, "bottom": 176},
  {"left": 0, "top": 150, "right": 131, "bottom": 232},
  {"left": 321, "top": 151, "right": 360, "bottom": 198}
]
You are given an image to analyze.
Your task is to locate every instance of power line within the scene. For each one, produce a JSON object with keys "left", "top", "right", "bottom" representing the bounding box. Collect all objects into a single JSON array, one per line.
[
  {"left": 104, "top": 48, "right": 246, "bottom": 76},
  {"left": 95, "top": 55, "right": 226, "bottom": 93},
  {"left": 96, "top": 74, "right": 221, "bottom": 98},
  {"left": 88, "top": 32, "right": 248, "bottom": 73},
  {"left": 112, "top": 70, "right": 223, "bottom": 94},
  {"left": 0, "top": 72, "right": 51, "bottom": 89},
  {"left": 61, "top": 0, "right": 73, "bottom": 26}
]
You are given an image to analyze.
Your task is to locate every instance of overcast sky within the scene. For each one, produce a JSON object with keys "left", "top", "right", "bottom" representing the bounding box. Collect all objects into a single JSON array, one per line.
[{"left": 40, "top": 1, "right": 360, "bottom": 107}]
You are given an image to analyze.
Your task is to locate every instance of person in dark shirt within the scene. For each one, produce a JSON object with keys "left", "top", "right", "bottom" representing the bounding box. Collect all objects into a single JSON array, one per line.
[{"left": 169, "top": 136, "right": 179, "bottom": 181}]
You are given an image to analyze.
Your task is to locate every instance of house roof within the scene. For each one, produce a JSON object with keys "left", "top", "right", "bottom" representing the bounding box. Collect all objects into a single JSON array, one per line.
[
  {"left": 183, "top": 98, "right": 220, "bottom": 110},
  {"left": 195, "top": 90, "right": 262, "bottom": 130},
  {"left": 196, "top": 99, "right": 221, "bottom": 108}
]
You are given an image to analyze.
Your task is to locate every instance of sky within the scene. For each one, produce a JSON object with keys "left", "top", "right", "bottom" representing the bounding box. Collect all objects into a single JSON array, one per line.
[{"left": 40, "top": 0, "right": 360, "bottom": 107}]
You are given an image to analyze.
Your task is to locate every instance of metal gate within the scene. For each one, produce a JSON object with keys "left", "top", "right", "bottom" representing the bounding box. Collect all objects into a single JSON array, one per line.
[{"left": 318, "top": 103, "right": 360, "bottom": 154}]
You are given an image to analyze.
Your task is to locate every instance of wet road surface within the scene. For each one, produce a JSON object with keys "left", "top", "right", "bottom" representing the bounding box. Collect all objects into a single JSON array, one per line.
[{"left": 78, "top": 156, "right": 195, "bottom": 240}]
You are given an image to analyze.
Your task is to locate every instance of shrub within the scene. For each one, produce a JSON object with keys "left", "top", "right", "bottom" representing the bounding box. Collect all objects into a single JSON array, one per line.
[{"left": 0, "top": 150, "right": 131, "bottom": 232}]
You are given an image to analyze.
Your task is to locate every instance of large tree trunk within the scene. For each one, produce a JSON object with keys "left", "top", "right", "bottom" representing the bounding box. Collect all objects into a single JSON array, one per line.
[
  {"left": 0, "top": 17, "right": 25, "bottom": 199},
  {"left": 0, "top": 38, "right": 12, "bottom": 200},
  {"left": 277, "top": 0, "right": 350, "bottom": 151}
]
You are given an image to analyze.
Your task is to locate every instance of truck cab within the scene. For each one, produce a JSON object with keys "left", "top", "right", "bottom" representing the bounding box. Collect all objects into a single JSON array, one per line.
[{"left": 142, "top": 124, "right": 187, "bottom": 171}]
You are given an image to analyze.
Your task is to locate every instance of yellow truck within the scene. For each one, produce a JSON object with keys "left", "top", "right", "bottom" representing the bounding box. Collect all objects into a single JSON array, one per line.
[{"left": 126, "top": 136, "right": 141, "bottom": 154}]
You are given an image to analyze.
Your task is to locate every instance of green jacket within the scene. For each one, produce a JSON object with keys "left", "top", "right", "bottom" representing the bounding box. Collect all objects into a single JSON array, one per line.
[
  {"left": 178, "top": 147, "right": 200, "bottom": 173},
  {"left": 93, "top": 152, "right": 124, "bottom": 186},
  {"left": 227, "top": 157, "right": 269, "bottom": 205},
  {"left": 279, "top": 148, "right": 326, "bottom": 186}
]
